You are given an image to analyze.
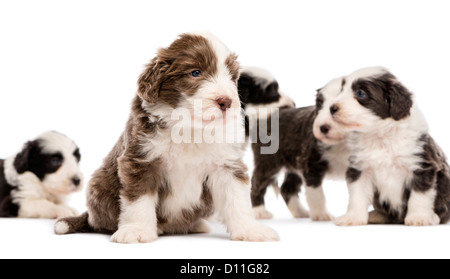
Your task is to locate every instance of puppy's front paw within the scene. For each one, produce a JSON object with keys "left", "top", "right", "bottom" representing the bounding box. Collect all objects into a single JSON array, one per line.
[
  {"left": 111, "top": 225, "right": 158, "bottom": 244},
  {"left": 253, "top": 205, "right": 274, "bottom": 220},
  {"left": 334, "top": 213, "right": 368, "bottom": 226},
  {"left": 405, "top": 212, "right": 440, "bottom": 226},
  {"left": 231, "top": 223, "right": 280, "bottom": 242}
]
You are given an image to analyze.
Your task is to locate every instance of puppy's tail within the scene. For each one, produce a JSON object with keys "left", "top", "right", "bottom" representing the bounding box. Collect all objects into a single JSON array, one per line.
[{"left": 54, "top": 212, "right": 94, "bottom": 235}]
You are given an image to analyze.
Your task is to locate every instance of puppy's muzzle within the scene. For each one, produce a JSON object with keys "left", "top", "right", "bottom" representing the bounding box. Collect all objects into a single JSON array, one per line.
[
  {"left": 320, "top": 124, "right": 331, "bottom": 135},
  {"left": 71, "top": 176, "right": 81, "bottom": 187},
  {"left": 217, "top": 97, "right": 232, "bottom": 111}
]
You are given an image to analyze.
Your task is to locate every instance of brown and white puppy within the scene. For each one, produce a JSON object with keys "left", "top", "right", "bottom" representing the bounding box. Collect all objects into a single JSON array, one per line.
[
  {"left": 251, "top": 77, "right": 350, "bottom": 220},
  {"left": 316, "top": 67, "right": 450, "bottom": 226},
  {"left": 0, "top": 131, "right": 83, "bottom": 218},
  {"left": 55, "top": 32, "right": 279, "bottom": 243}
]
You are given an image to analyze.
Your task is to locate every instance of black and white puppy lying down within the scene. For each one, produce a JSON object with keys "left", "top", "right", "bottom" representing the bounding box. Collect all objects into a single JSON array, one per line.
[
  {"left": 315, "top": 67, "right": 450, "bottom": 226},
  {"left": 251, "top": 77, "right": 350, "bottom": 220},
  {"left": 0, "top": 131, "right": 83, "bottom": 218}
]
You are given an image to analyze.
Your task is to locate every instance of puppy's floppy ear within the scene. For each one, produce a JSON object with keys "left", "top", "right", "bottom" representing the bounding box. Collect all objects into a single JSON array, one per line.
[
  {"left": 265, "top": 82, "right": 281, "bottom": 100},
  {"left": 237, "top": 74, "right": 252, "bottom": 104},
  {"left": 13, "top": 140, "right": 39, "bottom": 174},
  {"left": 386, "top": 74, "right": 413, "bottom": 121},
  {"left": 137, "top": 56, "right": 169, "bottom": 104}
]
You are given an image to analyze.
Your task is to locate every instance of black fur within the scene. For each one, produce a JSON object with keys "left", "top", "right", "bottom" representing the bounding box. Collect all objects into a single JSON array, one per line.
[
  {"left": 372, "top": 189, "right": 410, "bottom": 224},
  {"left": 14, "top": 140, "right": 64, "bottom": 179},
  {"left": 251, "top": 106, "right": 329, "bottom": 207},
  {"left": 346, "top": 168, "right": 362, "bottom": 184},
  {"left": 351, "top": 73, "right": 413, "bottom": 121},
  {"left": 0, "top": 159, "right": 19, "bottom": 217},
  {"left": 280, "top": 172, "right": 303, "bottom": 204},
  {"left": 238, "top": 70, "right": 284, "bottom": 137},
  {"left": 238, "top": 73, "right": 281, "bottom": 109}
]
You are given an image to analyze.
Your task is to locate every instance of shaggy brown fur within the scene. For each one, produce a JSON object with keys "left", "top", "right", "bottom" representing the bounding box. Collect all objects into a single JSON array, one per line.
[{"left": 55, "top": 33, "right": 248, "bottom": 237}]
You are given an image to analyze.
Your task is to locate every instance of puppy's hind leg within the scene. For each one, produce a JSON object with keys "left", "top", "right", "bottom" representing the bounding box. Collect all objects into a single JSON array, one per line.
[
  {"left": 281, "top": 172, "right": 309, "bottom": 218},
  {"left": 251, "top": 166, "right": 280, "bottom": 219},
  {"left": 303, "top": 167, "right": 333, "bottom": 221}
]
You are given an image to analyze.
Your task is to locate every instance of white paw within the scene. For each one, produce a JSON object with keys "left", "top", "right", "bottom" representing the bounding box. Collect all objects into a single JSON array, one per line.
[
  {"left": 253, "top": 205, "right": 274, "bottom": 220},
  {"left": 54, "top": 220, "right": 70, "bottom": 235},
  {"left": 54, "top": 205, "right": 77, "bottom": 219},
  {"left": 334, "top": 213, "right": 368, "bottom": 226},
  {"left": 405, "top": 212, "right": 440, "bottom": 226},
  {"left": 231, "top": 223, "right": 280, "bottom": 242},
  {"left": 310, "top": 210, "right": 334, "bottom": 222},
  {"left": 111, "top": 225, "right": 158, "bottom": 244}
]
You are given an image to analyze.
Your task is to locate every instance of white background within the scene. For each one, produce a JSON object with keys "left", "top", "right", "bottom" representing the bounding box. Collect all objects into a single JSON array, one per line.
[{"left": 1, "top": 0, "right": 450, "bottom": 259}]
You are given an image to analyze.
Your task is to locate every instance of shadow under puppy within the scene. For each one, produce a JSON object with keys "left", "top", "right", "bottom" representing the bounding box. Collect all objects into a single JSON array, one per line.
[
  {"left": 316, "top": 67, "right": 450, "bottom": 226},
  {"left": 0, "top": 131, "right": 83, "bottom": 218},
  {"left": 55, "top": 32, "right": 279, "bottom": 243},
  {"left": 251, "top": 77, "right": 351, "bottom": 220}
]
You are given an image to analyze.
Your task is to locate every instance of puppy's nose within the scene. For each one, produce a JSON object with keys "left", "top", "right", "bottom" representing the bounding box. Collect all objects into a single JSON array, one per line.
[
  {"left": 217, "top": 97, "right": 232, "bottom": 111},
  {"left": 320, "top": 124, "right": 331, "bottom": 135},
  {"left": 72, "top": 177, "right": 81, "bottom": 187},
  {"left": 330, "top": 105, "right": 339, "bottom": 115}
]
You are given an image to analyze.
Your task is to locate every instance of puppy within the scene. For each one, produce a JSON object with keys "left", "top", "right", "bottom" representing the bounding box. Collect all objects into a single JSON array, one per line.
[
  {"left": 55, "top": 32, "right": 279, "bottom": 243},
  {"left": 0, "top": 131, "right": 83, "bottom": 218},
  {"left": 251, "top": 77, "right": 350, "bottom": 220},
  {"left": 316, "top": 67, "right": 450, "bottom": 226}
]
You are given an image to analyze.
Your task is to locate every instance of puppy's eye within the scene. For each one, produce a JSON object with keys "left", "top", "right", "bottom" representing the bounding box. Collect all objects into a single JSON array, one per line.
[
  {"left": 190, "top": 70, "right": 202, "bottom": 78},
  {"left": 50, "top": 156, "right": 63, "bottom": 167},
  {"left": 356, "top": 90, "right": 367, "bottom": 98}
]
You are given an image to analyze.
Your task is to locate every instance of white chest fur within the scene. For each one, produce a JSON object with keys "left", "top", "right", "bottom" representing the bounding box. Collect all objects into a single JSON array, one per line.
[
  {"left": 322, "top": 143, "right": 350, "bottom": 181},
  {"left": 156, "top": 141, "right": 243, "bottom": 220},
  {"left": 349, "top": 123, "right": 424, "bottom": 211},
  {"left": 161, "top": 157, "right": 207, "bottom": 217}
]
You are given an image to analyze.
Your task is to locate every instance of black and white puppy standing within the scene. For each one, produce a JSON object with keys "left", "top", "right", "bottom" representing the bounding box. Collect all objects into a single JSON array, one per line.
[
  {"left": 316, "top": 67, "right": 450, "bottom": 226},
  {"left": 0, "top": 131, "right": 83, "bottom": 218},
  {"left": 251, "top": 77, "right": 350, "bottom": 220}
]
